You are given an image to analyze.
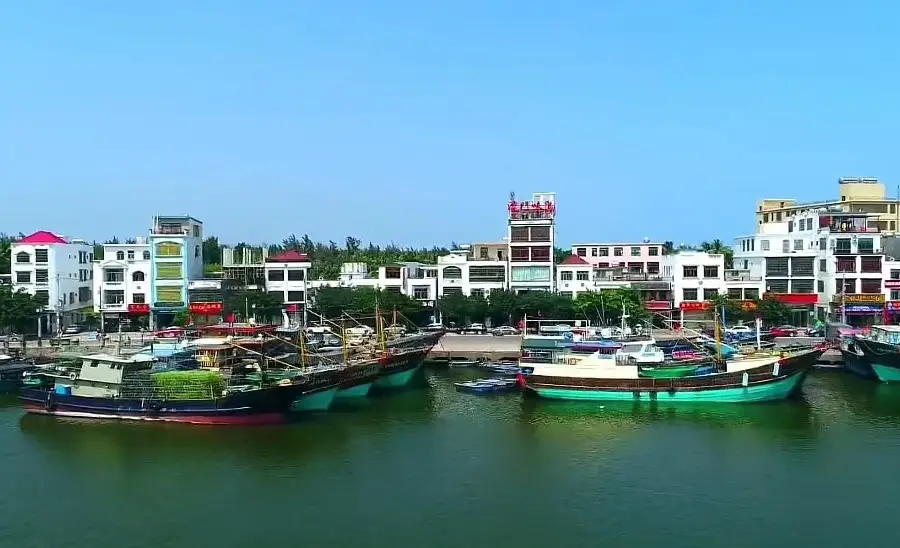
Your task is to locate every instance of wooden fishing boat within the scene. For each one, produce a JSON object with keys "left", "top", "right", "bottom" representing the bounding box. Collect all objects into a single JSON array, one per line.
[
  {"left": 853, "top": 325, "right": 900, "bottom": 382},
  {"left": 519, "top": 348, "right": 823, "bottom": 403}
]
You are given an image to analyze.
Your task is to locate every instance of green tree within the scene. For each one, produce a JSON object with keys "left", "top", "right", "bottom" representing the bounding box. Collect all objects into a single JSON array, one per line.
[
  {"left": 0, "top": 234, "right": 12, "bottom": 275},
  {"left": 699, "top": 239, "right": 734, "bottom": 269},
  {"left": 202, "top": 236, "right": 221, "bottom": 265},
  {"left": 314, "top": 287, "right": 429, "bottom": 325},
  {"left": 172, "top": 310, "right": 191, "bottom": 327},
  {"left": 573, "top": 288, "right": 649, "bottom": 326},
  {"left": 0, "top": 285, "right": 47, "bottom": 339},
  {"left": 224, "top": 291, "right": 284, "bottom": 323},
  {"left": 755, "top": 296, "right": 791, "bottom": 326}
]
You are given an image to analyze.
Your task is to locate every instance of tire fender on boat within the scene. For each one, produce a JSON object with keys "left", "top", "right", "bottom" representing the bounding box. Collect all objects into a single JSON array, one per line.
[
  {"left": 773, "top": 361, "right": 781, "bottom": 377},
  {"left": 742, "top": 372, "right": 750, "bottom": 387},
  {"left": 69, "top": 373, "right": 76, "bottom": 381},
  {"left": 567, "top": 358, "right": 577, "bottom": 365}
]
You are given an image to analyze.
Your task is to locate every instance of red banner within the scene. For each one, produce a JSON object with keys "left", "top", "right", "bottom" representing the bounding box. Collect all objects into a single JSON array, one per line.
[
  {"left": 680, "top": 301, "right": 711, "bottom": 312},
  {"left": 127, "top": 303, "right": 150, "bottom": 315},
  {"left": 764, "top": 293, "right": 818, "bottom": 305},
  {"left": 189, "top": 302, "right": 223, "bottom": 315},
  {"left": 645, "top": 300, "right": 673, "bottom": 310}
]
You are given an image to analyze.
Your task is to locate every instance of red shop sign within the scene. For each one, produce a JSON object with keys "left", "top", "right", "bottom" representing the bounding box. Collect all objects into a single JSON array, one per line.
[
  {"left": 680, "top": 301, "right": 711, "bottom": 312},
  {"left": 127, "top": 303, "right": 150, "bottom": 315},
  {"left": 189, "top": 302, "right": 223, "bottom": 315}
]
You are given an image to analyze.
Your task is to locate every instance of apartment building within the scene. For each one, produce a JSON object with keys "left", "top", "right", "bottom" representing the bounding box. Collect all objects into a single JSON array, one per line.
[
  {"left": 11, "top": 231, "right": 94, "bottom": 334},
  {"left": 438, "top": 243, "right": 507, "bottom": 299},
  {"left": 264, "top": 251, "right": 312, "bottom": 322},
  {"left": 307, "top": 262, "right": 439, "bottom": 308},
  {"left": 570, "top": 241, "right": 665, "bottom": 273},
  {"left": 93, "top": 239, "right": 151, "bottom": 331},
  {"left": 507, "top": 192, "right": 556, "bottom": 293},
  {"left": 148, "top": 215, "right": 205, "bottom": 329}
]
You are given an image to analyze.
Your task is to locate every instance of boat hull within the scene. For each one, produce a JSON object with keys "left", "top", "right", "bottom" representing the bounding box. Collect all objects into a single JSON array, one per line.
[
  {"left": 335, "top": 361, "right": 380, "bottom": 399},
  {"left": 855, "top": 339, "right": 900, "bottom": 383},
  {"left": 522, "top": 349, "right": 822, "bottom": 404},
  {"left": 840, "top": 349, "right": 876, "bottom": 380},
  {"left": 336, "top": 382, "right": 373, "bottom": 399},
  {"left": 638, "top": 365, "right": 700, "bottom": 379},
  {"left": 290, "top": 385, "right": 339, "bottom": 411},
  {"left": 373, "top": 349, "right": 428, "bottom": 389},
  {"left": 19, "top": 383, "right": 307, "bottom": 425}
]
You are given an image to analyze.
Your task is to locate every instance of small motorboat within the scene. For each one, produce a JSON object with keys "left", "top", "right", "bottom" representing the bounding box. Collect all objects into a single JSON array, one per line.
[
  {"left": 449, "top": 359, "right": 482, "bottom": 368},
  {"left": 478, "top": 361, "right": 520, "bottom": 374},
  {"left": 454, "top": 377, "right": 519, "bottom": 394}
]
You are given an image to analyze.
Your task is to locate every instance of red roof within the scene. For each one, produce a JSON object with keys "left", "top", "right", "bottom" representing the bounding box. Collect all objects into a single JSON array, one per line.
[
  {"left": 560, "top": 255, "right": 589, "bottom": 265},
  {"left": 267, "top": 250, "right": 310, "bottom": 263},
  {"left": 18, "top": 231, "right": 68, "bottom": 244}
]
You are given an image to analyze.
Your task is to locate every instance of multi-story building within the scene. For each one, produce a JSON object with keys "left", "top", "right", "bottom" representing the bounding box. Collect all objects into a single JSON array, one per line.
[
  {"left": 667, "top": 251, "right": 727, "bottom": 321},
  {"left": 570, "top": 241, "right": 666, "bottom": 272},
  {"left": 148, "top": 215, "right": 205, "bottom": 328},
  {"left": 756, "top": 177, "right": 900, "bottom": 234},
  {"left": 307, "top": 261, "right": 439, "bottom": 309},
  {"left": 221, "top": 245, "right": 268, "bottom": 290},
  {"left": 734, "top": 207, "right": 887, "bottom": 325},
  {"left": 264, "top": 251, "right": 312, "bottom": 322},
  {"left": 11, "top": 231, "right": 94, "bottom": 334},
  {"left": 93, "top": 239, "right": 151, "bottom": 331},
  {"left": 438, "top": 243, "right": 507, "bottom": 299},
  {"left": 507, "top": 192, "right": 556, "bottom": 293}
]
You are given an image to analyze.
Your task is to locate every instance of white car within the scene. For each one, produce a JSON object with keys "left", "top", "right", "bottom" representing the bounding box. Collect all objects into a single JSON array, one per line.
[
  {"left": 492, "top": 326, "right": 520, "bottom": 336},
  {"left": 725, "top": 325, "right": 754, "bottom": 336}
]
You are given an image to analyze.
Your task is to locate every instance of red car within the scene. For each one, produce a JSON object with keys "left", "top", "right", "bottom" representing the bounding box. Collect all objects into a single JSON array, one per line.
[{"left": 769, "top": 325, "right": 798, "bottom": 337}]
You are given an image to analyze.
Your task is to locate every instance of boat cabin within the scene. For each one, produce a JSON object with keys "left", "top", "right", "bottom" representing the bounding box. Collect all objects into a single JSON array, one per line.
[
  {"left": 865, "top": 325, "right": 900, "bottom": 345},
  {"left": 52, "top": 353, "right": 158, "bottom": 398},
  {"left": 614, "top": 341, "right": 665, "bottom": 365}
]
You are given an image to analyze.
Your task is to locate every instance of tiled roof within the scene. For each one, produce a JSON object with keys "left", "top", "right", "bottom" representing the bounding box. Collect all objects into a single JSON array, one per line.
[
  {"left": 18, "top": 231, "right": 68, "bottom": 244},
  {"left": 268, "top": 250, "right": 310, "bottom": 263},
  {"left": 559, "top": 255, "right": 589, "bottom": 265}
]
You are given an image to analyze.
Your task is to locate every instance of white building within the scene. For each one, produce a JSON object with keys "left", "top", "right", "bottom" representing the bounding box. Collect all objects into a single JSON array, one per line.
[
  {"left": 733, "top": 208, "right": 886, "bottom": 325},
  {"left": 507, "top": 192, "right": 556, "bottom": 293},
  {"left": 264, "top": 251, "right": 312, "bottom": 321},
  {"left": 93, "top": 240, "right": 151, "bottom": 331},
  {"left": 438, "top": 243, "right": 507, "bottom": 298},
  {"left": 307, "top": 262, "right": 438, "bottom": 308},
  {"left": 148, "top": 215, "right": 205, "bottom": 329},
  {"left": 11, "top": 230, "right": 94, "bottom": 334}
]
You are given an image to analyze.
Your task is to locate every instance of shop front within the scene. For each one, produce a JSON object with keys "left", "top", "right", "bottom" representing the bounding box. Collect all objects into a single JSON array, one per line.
[
  {"left": 833, "top": 294, "right": 885, "bottom": 327},
  {"left": 763, "top": 293, "right": 818, "bottom": 327},
  {"left": 678, "top": 300, "right": 712, "bottom": 330},
  {"left": 885, "top": 301, "right": 900, "bottom": 324},
  {"left": 188, "top": 301, "right": 224, "bottom": 327}
]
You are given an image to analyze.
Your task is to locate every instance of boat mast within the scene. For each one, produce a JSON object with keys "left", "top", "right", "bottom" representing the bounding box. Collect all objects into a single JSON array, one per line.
[
  {"left": 299, "top": 325, "right": 308, "bottom": 369},
  {"left": 714, "top": 305, "right": 723, "bottom": 361},
  {"left": 376, "top": 296, "right": 387, "bottom": 353},
  {"left": 341, "top": 316, "right": 349, "bottom": 363}
]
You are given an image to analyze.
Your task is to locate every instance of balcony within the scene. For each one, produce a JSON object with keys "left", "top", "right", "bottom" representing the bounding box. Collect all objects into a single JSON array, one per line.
[
  {"left": 725, "top": 270, "right": 763, "bottom": 282},
  {"left": 151, "top": 226, "right": 190, "bottom": 235}
]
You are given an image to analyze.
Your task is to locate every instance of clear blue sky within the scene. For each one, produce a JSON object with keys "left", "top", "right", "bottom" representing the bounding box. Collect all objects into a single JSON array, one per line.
[{"left": 3, "top": 1, "right": 899, "bottom": 249}]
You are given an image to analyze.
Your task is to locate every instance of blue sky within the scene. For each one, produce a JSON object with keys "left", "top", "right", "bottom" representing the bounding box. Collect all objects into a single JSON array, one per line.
[{"left": 2, "top": 1, "right": 899, "bottom": 248}]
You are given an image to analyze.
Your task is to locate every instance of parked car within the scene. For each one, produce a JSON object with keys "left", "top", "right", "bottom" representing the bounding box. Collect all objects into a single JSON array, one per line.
[
  {"left": 725, "top": 325, "right": 754, "bottom": 336},
  {"left": 424, "top": 323, "right": 446, "bottom": 332},
  {"left": 62, "top": 325, "right": 84, "bottom": 336},
  {"left": 769, "top": 325, "right": 798, "bottom": 337},
  {"left": 462, "top": 323, "right": 487, "bottom": 334},
  {"left": 492, "top": 326, "right": 520, "bottom": 336}
]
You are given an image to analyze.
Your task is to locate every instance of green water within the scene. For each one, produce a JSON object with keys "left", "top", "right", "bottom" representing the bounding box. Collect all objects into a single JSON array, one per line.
[{"left": 2, "top": 369, "right": 900, "bottom": 548}]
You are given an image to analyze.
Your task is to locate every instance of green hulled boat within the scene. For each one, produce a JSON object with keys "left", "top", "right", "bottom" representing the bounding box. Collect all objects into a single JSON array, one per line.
[{"left": 638, "top": 365, "right": 701, "bottom": 379}]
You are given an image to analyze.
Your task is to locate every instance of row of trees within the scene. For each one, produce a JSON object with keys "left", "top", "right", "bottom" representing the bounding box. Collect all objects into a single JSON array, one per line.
[{"left": 0, "top": 285, "right": 48, "bottom": 338}]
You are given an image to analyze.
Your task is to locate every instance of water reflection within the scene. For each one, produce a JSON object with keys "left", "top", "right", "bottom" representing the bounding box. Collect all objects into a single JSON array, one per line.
[{"left": 806, "top": 372, "right": 900, "bottom": 426}]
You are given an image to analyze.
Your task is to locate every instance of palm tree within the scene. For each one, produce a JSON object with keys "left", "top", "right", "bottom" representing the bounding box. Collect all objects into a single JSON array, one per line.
[{"left": 700, "top": 239, "right": 733, "bottom": 269}]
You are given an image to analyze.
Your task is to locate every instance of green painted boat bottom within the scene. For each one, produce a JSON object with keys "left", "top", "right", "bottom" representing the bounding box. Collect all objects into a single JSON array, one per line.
[
  {"left": 290, "top": 386, "right": 339, "bottom": 412},
  {"left": 638, "top": 366, "right": 699, "bottom": 379},
  {"left": 373, "top": 365, "right": 421, "bottom": 389},
  {"left": 531, "top": 372, "right": 806, "bottom": 403},
  {"left": 871, "top": 363, "right": 900, "bottom": 383},
  {"left": 335, "top": 382, "right": 373, "bottom": 399}
]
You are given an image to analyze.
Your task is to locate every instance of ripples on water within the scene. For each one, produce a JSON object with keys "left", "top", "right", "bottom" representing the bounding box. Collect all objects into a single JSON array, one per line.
[{"left": 2, "top": 369, "right": 900, "bottom": 548}]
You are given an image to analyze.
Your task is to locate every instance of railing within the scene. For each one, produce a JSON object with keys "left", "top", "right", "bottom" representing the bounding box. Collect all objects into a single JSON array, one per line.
[
  {"left": 725, "top": 273, "right": 763, "bottom": 281},
  {"left": 595, "top": 273, "right": 672, "bottom": 281},
  {"left": 151, "top": 227, "right": 190, "bottom": 235}
]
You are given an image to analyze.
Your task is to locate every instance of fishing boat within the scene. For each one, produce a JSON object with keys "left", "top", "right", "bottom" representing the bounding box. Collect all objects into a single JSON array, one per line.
[
  {"left": 518, "top": 306, "right": 823, "bottom": 403},
  {"left": 836, "top": 328, "right": 874, "bottom": 379},
  {"left": 455, "top": 377, "right": 519, "bottom": 394},
  {"left": 19, "top": 353, "right": 307, "bottom": 425},
  {"left": 0, "top": 356, "right": 37, "bottom": 394},
  {"left": 852, "top": 325, "right": 900, "bottom": 382}
]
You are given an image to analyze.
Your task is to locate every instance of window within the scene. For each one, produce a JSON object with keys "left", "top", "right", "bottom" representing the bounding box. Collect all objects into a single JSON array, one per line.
[
  {"left": 576, "top": 271, "right": 589, "bottom": 281},
  {"left": 155, "top": 263, "right": 183, "bottom": 280},
  {"left": 116, "top": 251, "right": 125, "bottom": 261},
  {"left": 648, "top": 247, "right": 659, "bottom": 256},
  {"left": 819, "top": 259, "right": 827, "bottom": 272},
  {"left": 836, "top": 258, "right": 856, "bottom": 273},
  {"left": 156, "top": 286, "right": 183, "bottom": 304},
  {"left": 837, "top": 279, "right": 856, "bottom": 294},
  {"left": 765, "top": 257, "right": 789, "bottom": 277},
  {"left": 761, "top": 240, "right": 770, "bottom": 251},
  {"left": 776, "top": 212, "right": 782, "bottom": 221},
  {"left": 858, "top": 238, "right": 874, "bottom": 254},
  {"left": 15, "top": 252, "right": 30, "bottom": 263},
  {"left": 132, "top": 293, "right": 146, "bottom": 304},
  {"left": 560, "top": 271, "right": 573, "bottom": 281},
  {"left": 468, "top": 266, "right": 505, "bottom": 282},
  {"left": 287, "top": 291, "right": 305, "bottom": 302},
  {"left": 791, "top": 257, "right": 814, "bottom": 276},
  {"left": 559, "top": 291, "right": 573, "bottom": 299},
  {"left": 598, "top": 262, "right": 609, "bottom": 268},
  {"left": 835, "top": 238, "right": 852, "bottom": 254},
  {"left": 683, "top": 288, "right": 699, "bottom": 301},
  {"left": 793, "top": 239, "right": 803, "bottom": 251},
  {"left": 15, "top": 271, "right": 31, "bottom": 283},
  {"left": 287, "top": 269, "right": 305, "bottom": 281},
  {"left": 103, "top": 290, "right": 125, "bottom": 305},
  {"left": 728, "top": 288, "right": 743, "bottom": 298},
  {"left": 893, "top": 221, "right": 898, "bottom": 231},
  {"left": 510, "top": 266, "right": 551, "bottom": 282},
  {"left": 598, "top": 247, "right": 609, "bottom": 257},
  {"left": 591, "top": 248, "right": 598, "bottom": 257},
  {"left": 702, "top": 288, "right": 718, "bottom": 300},
  {"left": 782, "top": 240, "right": 790, "bottom": 253},
  {"left": 767, "top": 279, "right": 789, "bottom": 293},
  {"left": 442, "top": 286, "right": 463, "bottom": 297},
  {"left": 132, "top": 271, "right": 145, "bottom": 282},
  {"left": 384, "top": 267, "right": 402, "bottom": 279},
  {"left": 268, "top": 270, "right": 285, "bottom": 281},
  {"left": 530, "top": 247, "right": 551, "bottom": 261},
  {"left": 892, "top": 204, "right": 896, "bottom": 214},
  {"left": 442, "top": 266, "right": 463, "bottom": 279},
  {"left": 195, "top": 245, "right": 200, "bottom": 258},
  {"left": 627, "top": 262, "right": 643, "bottom": 274},
  {"left": 104, "top": 269, "right": 124, "bottom": 283},
  {"left": 413, "top": 286, "right": 430, "bottom": 299},
  {"left": 861, "top": 279, "right": 882, "bottom": 294},
  {"left": 79, "top": 287, "right": 91, "bottom": 302},
  {"left": 480, "top": 247, "right": 489, "bottom": 259},
  {"left": 470, "top": 289, "right": 485, "bottom": 299},
  {"left": 788, "top": 220, "right": 794, "bottom": 232},
  {"left": 510, "top": 227, "right": 529, "bottom": 242},
  {"left": 860, "top": 256, "right": 882, "bottom": 273},
  {"left": 631, "top": 247, "right": 641, "bottom": 257},
  {"left": 155, "top": 242, "right": 182, "bottom": 257},
  {"left": 143, "top": 251, "right": 150, "bottom": 260},
  {"left": 529, "top": 226, "right": 550, "bottom": 241},
  {"left": 34, "top": 290, "right": 49, "bottom": 305},
  {"left": 35, "top": 249, "right": 48, "bottom": 263},
  {"left": 682, "top": 266, "right": 698, "bottom": 278},
  {"left": 892, "top": 290, "right": 900, "bottom": 300},
  {"left": 745, "top": 288, "right": 759, "bottom": 299},
  {"left": 819, "top": 237, "right": 826, "bottom": 249},
  {"left": 511, "top": 247, "right": 530, "bottom": 262},
  {"left": 791, "top": 279, "right": 814, "bottom": 294},
  {"left": 892, "top": 269, "right": 900, "bottom": 280},
  {"left": 35, "top": 269, "right": 49, "bottom": 283},
  {"left": 575, "top": 247, "right": 587, "bottom": 257},
  {"left": 613, "top": 247, "right": 623, "bottom": 256},
  {"left": 647, "top": 262, "right": 660, "bottom": 274},
  {"left": 817, "top": 280, "right": 825, "bottom": 293},
  {"left": 703, "top": 266, "right": 719, "bottom": 278}
]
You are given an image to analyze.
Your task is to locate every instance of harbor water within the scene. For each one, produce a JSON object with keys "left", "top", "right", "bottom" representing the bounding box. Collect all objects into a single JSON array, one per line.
[{"left": 1, "top": 368, "right": 899, "bottom": 547}]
